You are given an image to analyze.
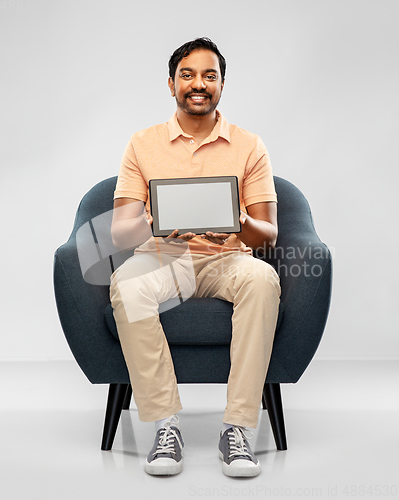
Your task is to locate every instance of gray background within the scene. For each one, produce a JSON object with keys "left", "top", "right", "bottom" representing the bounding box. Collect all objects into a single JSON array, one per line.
[{"left": 1, "top": 0, "right": 398, "bottom": 360}]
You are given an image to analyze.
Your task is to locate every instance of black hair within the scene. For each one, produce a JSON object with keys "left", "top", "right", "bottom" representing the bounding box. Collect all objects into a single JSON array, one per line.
[{"left": 168, "top": 37, "right": 226, "bottom": 82}]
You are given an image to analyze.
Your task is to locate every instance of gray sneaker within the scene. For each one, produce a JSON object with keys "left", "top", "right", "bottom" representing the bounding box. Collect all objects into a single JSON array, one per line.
[
  {"left": 144, "top": 419, "right": 184, "bottom": 476},
  {"left": 218, "top": 426, "right": 261, "bottom": 477}
]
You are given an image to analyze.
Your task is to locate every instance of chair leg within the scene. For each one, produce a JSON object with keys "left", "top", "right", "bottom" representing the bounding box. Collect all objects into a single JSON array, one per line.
[
  {"left": 122, "top": 384, "right": 133, "bottom": 410},
  {"left": 262, "top": 391, "right": 267, "bottom": 410},
  {"left": 101, "top": 383, "right": 129, "bottom": 451},
  {"left": 263, "top": 383, "right": 287, "bottom": 451}
]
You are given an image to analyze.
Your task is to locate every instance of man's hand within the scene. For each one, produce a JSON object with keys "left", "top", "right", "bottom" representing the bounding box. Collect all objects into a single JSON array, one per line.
[
  {"left": 200, "top": 231, "right": 230, "bottom": 245},
  {"left": 145, "top": 213, "right": 196, "bottom": 242},
  {"left": 200, "top": 213, "right": 247, "bottom": 245},
  {"left": 165, "top": 228, "right": 197, "bottom": 242}
]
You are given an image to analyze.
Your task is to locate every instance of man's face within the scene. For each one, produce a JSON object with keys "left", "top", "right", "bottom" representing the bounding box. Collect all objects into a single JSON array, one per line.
[{"left": 168, "top": 49, "right": 224, "bottom": 117}]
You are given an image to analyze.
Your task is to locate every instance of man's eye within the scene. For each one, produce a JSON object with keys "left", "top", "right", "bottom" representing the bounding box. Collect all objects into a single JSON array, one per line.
[
  {"left": 206, "top": 75, "right": 217, "bottom": 80},
  {"left": 181, "top": 74, "right": 192, "bottom": 79}
]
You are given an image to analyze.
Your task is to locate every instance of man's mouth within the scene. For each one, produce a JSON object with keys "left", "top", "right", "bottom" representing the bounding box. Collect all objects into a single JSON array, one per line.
[{"left": 187, "top": 93, "right": 211, "bottom": 103}]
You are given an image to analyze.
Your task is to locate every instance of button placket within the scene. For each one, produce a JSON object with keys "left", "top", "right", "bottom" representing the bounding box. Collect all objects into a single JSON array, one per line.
[
  {"left": 188, "top": 137, "right": 199, "bottom": 158},
  {"left": 191, "top": 143, "right": 200, "bottom": 168}
]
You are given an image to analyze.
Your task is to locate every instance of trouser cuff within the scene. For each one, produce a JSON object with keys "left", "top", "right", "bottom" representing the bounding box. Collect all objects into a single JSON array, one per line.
[
  {"left": 223, "top": 407, "right": 260, "bottom": 429},
  {"left": 137, "top": 400, "right": 183, "bottom": 423}
]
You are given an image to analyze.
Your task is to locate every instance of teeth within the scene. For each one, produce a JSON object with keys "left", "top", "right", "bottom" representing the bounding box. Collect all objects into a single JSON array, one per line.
[{"left": 190, "top": 95, "right": 207, "bottom": 100}]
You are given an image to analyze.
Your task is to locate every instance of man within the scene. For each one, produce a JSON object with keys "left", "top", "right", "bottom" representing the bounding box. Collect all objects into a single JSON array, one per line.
[{"left": 110, "top": 37, "right": 280, "bottom": 478}]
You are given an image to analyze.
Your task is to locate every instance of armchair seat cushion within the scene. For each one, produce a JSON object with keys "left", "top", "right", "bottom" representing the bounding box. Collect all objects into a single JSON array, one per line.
[{"left": 104, "top": 297, "right": 284, "bottom": 345}]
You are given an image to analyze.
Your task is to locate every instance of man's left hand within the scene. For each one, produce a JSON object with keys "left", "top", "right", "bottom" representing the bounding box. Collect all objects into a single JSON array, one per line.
[{"left": 200, "top": 231, "right": 230, "bottom": 245}]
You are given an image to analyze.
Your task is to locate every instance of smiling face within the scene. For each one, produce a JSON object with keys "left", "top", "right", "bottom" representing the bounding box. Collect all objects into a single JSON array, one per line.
[{"left": 168, "top": 49, "right": 224, "bottom": 117}]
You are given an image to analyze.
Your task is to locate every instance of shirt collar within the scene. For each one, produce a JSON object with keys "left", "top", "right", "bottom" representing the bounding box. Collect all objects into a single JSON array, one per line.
[{"left": 168, "top": 110, "right": 230, "bottom": 143}]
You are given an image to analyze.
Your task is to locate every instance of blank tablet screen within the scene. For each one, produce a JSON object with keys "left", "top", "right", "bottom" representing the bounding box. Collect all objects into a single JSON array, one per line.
[{"left": 149, "top": 176, "right": 241, "bottom": 237}]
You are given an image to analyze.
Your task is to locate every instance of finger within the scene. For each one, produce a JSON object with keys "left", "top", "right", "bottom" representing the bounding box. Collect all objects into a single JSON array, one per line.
[
  {"left": 165, "top": 231, "right": 196, "bottom": 242},
  {"left": 205, "top": 232, "right": 229, "bottom": 239},
  {"left": 201, "top": 235, "right": 227, "bottom": 245},
  {"left": 166, "top": 229, "right": 179, "bottom": 238},
  {"left": 179, "top": 232, "right": 196, "bottom": 240}
]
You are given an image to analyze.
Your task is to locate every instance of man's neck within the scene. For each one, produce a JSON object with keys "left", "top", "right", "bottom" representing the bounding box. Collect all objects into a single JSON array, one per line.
[{"left": 176, "top": 109, "right": 218, "bottom": 144}]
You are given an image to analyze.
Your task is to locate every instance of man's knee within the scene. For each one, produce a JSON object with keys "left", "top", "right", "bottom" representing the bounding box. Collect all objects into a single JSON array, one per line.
[
  {"left": 234, "top": 257, "right": 280, "bottom": 296},
  {"left": 112, "top": 252, "right": 162, "bottom": 284}
]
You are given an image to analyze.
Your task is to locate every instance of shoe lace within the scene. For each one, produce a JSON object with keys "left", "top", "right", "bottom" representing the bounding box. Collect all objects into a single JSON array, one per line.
[
  {"left": 227, "top": 426, "right": 253, "bottom": 459},
  {"left": 153, "top": 418, "right": 182, "bottom": 456}
]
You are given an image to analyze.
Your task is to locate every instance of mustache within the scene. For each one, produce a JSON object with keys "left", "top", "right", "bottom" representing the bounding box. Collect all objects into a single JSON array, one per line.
[{"left": 184, "top": 90, "right": 212, "bottom": 99}]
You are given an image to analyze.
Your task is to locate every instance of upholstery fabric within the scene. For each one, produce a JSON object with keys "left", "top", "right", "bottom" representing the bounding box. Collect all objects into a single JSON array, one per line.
[{"left": 104, "top": 300, "right": 285, "bottom": 344}]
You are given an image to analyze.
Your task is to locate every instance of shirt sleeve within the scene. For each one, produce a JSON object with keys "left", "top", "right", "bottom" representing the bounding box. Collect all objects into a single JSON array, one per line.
[
  {"left": 113, "top": 137, "right": 148, "bottom": 201},
  {"left": 242, "top": 135, "right": 277, "bottom": 207}
]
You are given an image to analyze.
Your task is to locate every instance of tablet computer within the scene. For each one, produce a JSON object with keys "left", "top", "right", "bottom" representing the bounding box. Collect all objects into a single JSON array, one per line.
[{"left": 149, "top": 176, "right": 241, "bottom": 237}]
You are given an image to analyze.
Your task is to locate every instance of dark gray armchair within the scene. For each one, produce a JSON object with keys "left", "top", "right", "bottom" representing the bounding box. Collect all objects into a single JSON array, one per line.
[{"left": 53, "top": 176, "right": 332, "bottom": 451}]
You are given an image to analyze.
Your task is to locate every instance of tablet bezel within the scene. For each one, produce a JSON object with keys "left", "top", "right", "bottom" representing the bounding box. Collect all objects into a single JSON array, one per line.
[{"left": 149, "top": 176, "right": 241, "bottom": 237}]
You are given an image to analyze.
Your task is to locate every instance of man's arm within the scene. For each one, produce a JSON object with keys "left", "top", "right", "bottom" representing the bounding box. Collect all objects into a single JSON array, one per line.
[
  {"left": 238, "top": 201, "right": 278, "bottom": 250},
  {"left": 111, "top": 197, "right": 196, "bottom": 251},
  {"left": 111, "top": 198, "right": 151, "bottom": 251}
]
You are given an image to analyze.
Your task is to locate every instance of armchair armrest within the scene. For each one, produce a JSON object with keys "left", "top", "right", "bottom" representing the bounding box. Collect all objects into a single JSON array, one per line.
[
  {"left": 254, "top": 177, "right": 333, "bottom": 382},
  {"left": 54, "top": 237, "right": 129, "bottom": 383}
]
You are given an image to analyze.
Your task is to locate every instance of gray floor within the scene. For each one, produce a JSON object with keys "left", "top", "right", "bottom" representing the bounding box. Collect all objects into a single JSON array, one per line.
[{"left": 1, "top": 360, "right": 398, "bottom": 499}]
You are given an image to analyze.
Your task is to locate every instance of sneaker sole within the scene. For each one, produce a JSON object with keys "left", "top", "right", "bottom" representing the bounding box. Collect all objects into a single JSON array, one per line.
[
  {"left": 219, "top": 450, "right": 261, "bottom": 477},
  {"left": 144, "top": 457, "right": 183, "bottom": 476}
]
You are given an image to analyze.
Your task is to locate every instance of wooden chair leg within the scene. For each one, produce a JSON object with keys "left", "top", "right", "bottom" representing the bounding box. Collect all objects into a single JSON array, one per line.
[
  {"left": 263, "top": 383, "right": 287, "bottom": 451},
  {"left": 101, "top": 383, "right": 129, "bottom": 450},
  {"left": 122, "top": 384, "right": 133, "bottom": 410}
]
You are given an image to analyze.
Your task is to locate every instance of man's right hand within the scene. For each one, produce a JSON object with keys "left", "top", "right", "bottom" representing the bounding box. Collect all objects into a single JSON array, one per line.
[
  {"left": 145, "top": 213, "right": 196, "bottom": 242},
  {"left": 164, "top": 228, "right": 196, "bottom": 242}
]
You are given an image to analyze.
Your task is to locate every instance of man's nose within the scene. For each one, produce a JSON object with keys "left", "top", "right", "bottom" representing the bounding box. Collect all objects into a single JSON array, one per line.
[{"left": 191, "top": 74, "right": 206, "bottom": 90}]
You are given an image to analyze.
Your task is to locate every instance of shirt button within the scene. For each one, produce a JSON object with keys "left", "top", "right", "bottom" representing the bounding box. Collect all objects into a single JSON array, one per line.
[{"left": 190, "top": 139, "right": 194, "bottom": 144}]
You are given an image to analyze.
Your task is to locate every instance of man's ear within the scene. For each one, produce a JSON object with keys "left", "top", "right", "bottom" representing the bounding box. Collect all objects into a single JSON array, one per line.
[
  {"left": 221, "top": 80, "right": 225, "bottom": 92},
  {"left": 168, "top": 77, "right": 175, "bottom": 97}
]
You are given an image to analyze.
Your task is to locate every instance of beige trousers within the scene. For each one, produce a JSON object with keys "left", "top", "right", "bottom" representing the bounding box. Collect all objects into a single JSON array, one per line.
[{"left": 109, "top": 245, "right": 280, "bottom": 428}]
